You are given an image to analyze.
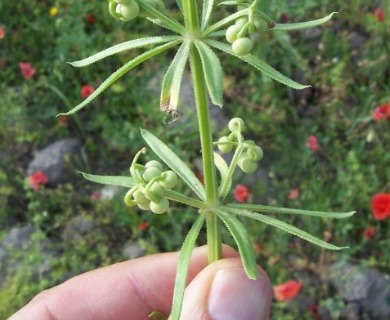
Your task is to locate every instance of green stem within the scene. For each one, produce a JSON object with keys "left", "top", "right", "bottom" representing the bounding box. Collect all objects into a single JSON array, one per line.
[
  {"left": 189, "top": 48, "right": 218, "bottom": 205},
  {"left": 219, "top": 144, "right": 244, "bottom": 200},
  {"left": 188, "top": 37, "right": 221, "bottom": 262},
  {"left": 182, "top": 0, "right": 200, "bottom": 36},
  {"left": 206, "top": 210, "right": 221, "bottom": 263}
]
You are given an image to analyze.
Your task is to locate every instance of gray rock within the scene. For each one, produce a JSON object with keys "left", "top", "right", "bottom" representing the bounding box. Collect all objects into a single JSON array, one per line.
[
  {"left": 121, "top": 241, "right": 145, "bottom": 260},
  {"left": 1, "top": 225, "right": 36, "bottom": 250},
  {"left": 179, "top": 75, "right": 228, "bottom": 132},
  {"left": 327, "top": 262, "right": 390, "bottom": 320},
  {"left": 301, "top": 28, "right": 322, "bottom": 41},
  {"left": 62, "top": 215, "right": 94, "bottom": 241},
  {"left": 27, "top": 138, "right": 82, "bottom": 186},
  {"left": 348, "top": 32, "right": 367, "bottom": 50},
  {"left": 0, "top": 225, "right": 54, "bottom": 289},
  {"left": 340, "top": 302, "right": 360, "bottom": 320}
]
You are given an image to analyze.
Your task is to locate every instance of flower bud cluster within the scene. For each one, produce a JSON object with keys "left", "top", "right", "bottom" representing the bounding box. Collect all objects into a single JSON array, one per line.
[
  {"left": 225, "top": 2, "right": 273, "bottom": 56},
  {"left": 217, "top": 118, "right": 263, "bottom": 173},
  {"left": 125, "top": 157, "right": 178, "bottom": 214},
  {"left": 108, "top": 0, "right": 165, "bottom": 22}
]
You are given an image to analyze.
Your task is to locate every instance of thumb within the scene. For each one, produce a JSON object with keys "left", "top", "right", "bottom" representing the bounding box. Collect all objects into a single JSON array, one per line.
[{"left": 179, "top": 257, "right": 272, "bottom": 320}]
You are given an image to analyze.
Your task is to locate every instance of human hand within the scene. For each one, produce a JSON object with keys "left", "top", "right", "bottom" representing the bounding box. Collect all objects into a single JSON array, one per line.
[{"left": 9, "top": 245, "right": 272, "bottom": 320}]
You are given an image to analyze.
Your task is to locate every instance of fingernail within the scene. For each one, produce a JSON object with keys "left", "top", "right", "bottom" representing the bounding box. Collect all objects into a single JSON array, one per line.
[{"left": 208, "top": 268, "right": 271, "bottom": 320}]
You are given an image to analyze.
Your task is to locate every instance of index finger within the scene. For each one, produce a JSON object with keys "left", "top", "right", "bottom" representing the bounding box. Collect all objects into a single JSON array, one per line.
[{"left": 9, "top": 245, "right": 238, "bottom": 320}]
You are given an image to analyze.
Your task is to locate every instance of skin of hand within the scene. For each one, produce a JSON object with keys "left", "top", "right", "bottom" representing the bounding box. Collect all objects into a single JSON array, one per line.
[{"left": 9, "top": 245, "right": 272, "bottom": 320}]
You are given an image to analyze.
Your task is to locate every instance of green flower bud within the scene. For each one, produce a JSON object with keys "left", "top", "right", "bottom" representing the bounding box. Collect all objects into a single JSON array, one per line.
[
  {"left": 108, "top": 1, "right": 122, "bottom": 19},
  {"left": 235, "top": 17, "right": 248, "bottom": 28},
  {"left": 124, "top": 188, "right": 137, "bottom": 206},
  {"left": 150, "top": 197, "right": 169, "bottom": 214},
  {"left": 226, "top": 24, "right": 241, "bottom": 44},
  {"left": 228, "top": 131, "right": 244, "bottom": 143},
  {"left": 247, "top": 145, "right": 263, "bottom": 161},
  {"left": 119, "top": 1, "right": 140, "bottom": 21},
  {"left": 115, "top": 0, "right": 132, "bottom": 4},
  {"left": 160, "top": 171, "right": 178, "bottom": 189},
  {"left": 138, "top": 201, "right": 151, "bottom": 210},
  {"left": 133, "top": 189, "right": 149, "bottom": 204},
  {"left": 143, "top": 166, "right": 162, "bottom": 182},
  {"left": 145, "top": 160, "right": 163, "bottom": 171},
  {"left": 228, "top": 117, "right": 245, "bottom": 133},
  {"left": 238, "top": 156, "right": 258, "bottom": 173},
  {"left": 154, "top": 0, "right": 166, "bottom": 12},
  {"left": 144, "top": 184, "right": 164, "bottom": 202},
  {"left": 217, "top": 136, "right": 233, "bottom": 154},
  {"left": 232, "top": 37, "right": 253, "bottom": 56},
  {"left": 254, "top": 15, "right": 268, "bottom": 30}
]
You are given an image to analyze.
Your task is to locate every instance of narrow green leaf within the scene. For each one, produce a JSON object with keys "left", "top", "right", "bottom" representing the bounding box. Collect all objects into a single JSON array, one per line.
[
  {"left": 149, "top": 311, "right": 168, "bottom": 320},
  {"left": 175, "top": 0, "right": 183, "bottom": 14},
  {"left": 213, "top": 152, "right": 229, "bottom": 184},
  {"left": 141, "top": 129, "right": 206, "bottom": 200},
  {"left": 216, "top": 209, "right": 258, "bottom": 279},
  {"left": 227, "top": 203, "right": 356, "bottom": 219},
  {"left": 273, "top": 12, "right": 337, "bottom": 31},
  {"left": 171, "top": 213, "right": 206, "bottom": 320},
  {"left": 218, "top": 1, "right": 236, "bottom": 5},
  {"left": 138, "top": 0, "right": 185, "bottom": 34},
  {"left": 69, "top": 36, "right": 182, "bottom": 67},
  {"left": 218, "top": 144, "right": 244, "bottom": 201},
  {"left": 80, "top": 172, "right": 135, "bottom": 188},
  {"left": 194, "top": 41, "right": 223, "bottom": 107},
  {"left": 160, "top": 41, "right": 190, "bottom": 114},
  {"left": 59, "top": 41, "right": 180, "bottom": 116},
  {"left": 225, "top": 207, "right": 349, "bottom": 250},
  {"left": 201, "top": 0, "right": 214, "bottom": 30},
  {"left": 164, "top": 189, "right": 206, "bottom": 209},
  {"left": 203, "top": 8, "right": 249, "bottom": 35},
  {"left": 207, "top": 40, "right": 310, "bottom": 90},
  {"left": 209, "top": 30, "right": 227, "bottom": 38},
  {"left": 213, "top": 152, "right": 233, "bottom": 200}
]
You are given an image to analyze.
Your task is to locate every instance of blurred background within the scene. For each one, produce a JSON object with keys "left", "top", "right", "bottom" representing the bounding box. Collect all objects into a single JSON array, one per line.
[{"left": 0, "top": 0, "right": 389, "bottom": 319}]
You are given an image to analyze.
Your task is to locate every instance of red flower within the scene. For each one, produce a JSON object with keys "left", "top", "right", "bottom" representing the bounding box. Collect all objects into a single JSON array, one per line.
[
  {"left": 80, "top": 84, "right": 94, "bottom": 98},
  {"left": 273, "top": 280, "right": 302, "bottom": 302},
  {"left": 374, "top": 7, "right": 385, "bottom": 22},
  {"left": 86, "top": 14, "right": 96, "bottom": 25},
  {"left": 58, "top": 115, "right": 69, "bottom": 127},
  {"left": 90, "top": 191, "right": 101, "bottom": 201},
  {"left": 288, "top": 188, "right": 299, "bottom": 200},
  {"left": 363, "top": 226, "right": 376, "bottom": 240},
  {"left": 373, "top": 104, "right": 390, "bottom": 121},
  {"left": 308, "top": 304, "right": 321, "bottom": 320},
  {"left": 29, "top": 171, "right": 49, "bottom": 190},
  {"left": 0, "top": 27, "right": 4, "bottom": 40},
  {"left": 306, "top": 135, "right": 320, "bottom": 152},
  {"left": 371, "top": 193, "right": 390, "bottom": 221},
  {"left": 19, "top": 62, "right": 36, "bottom": 79},
  {"left": 138, "top": 221, "right": 150, "bottom": 231},
  {"left": 233, "top": 184, "right": 250, "bottom": 203}
]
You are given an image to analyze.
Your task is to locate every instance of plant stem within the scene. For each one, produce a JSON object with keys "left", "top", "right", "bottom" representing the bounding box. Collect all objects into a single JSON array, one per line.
[
  {"left": 182, "top": 0, "right": 200, "bottom": 36},
  {"left": 206, "top": 210, "right": 221, "bottom": 262},
  {"left": 184, "top": 0, "right": 221, "bottom": 263},
  {"left": 188, "top": 44, "right": 221, "bottom": 263}
]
